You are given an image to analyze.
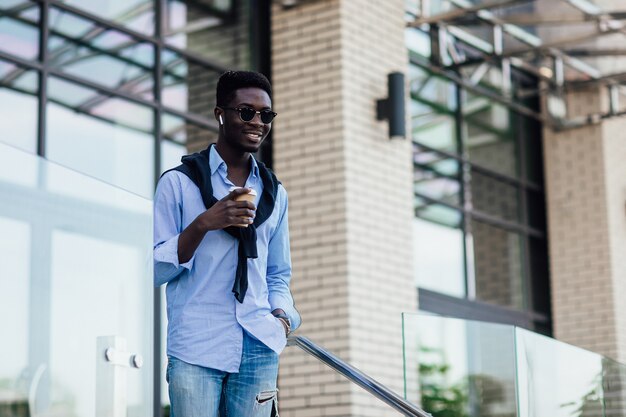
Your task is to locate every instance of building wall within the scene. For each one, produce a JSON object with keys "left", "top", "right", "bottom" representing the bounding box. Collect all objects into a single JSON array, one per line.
[
  {"left": 602, "top": 116, "right": 626, "bottom": 364},
  {"left": 543, "top": 87, "right": 626, "bottom": 363},
  {"left": 271, "top": 0, "right": 417, "bottom": 415}
]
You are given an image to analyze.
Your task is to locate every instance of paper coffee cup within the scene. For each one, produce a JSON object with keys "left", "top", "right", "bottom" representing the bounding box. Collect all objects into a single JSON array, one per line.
[{"left": 229, "top": 187, "right": 257, "bottom": 227}]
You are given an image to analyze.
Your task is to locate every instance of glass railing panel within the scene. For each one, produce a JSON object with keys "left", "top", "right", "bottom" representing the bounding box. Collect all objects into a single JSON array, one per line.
[
  {"left": 601, "top": 356, "right": 626, "bottom": 417},
  {"left": 0, "top": 142, "right": 153, "bottom": 417},
  {"left": 403, "top": 313, "right": 518, "bottom": 417},
  {"left": 516, "top": 328, "right": 606, "bottom": 417}
]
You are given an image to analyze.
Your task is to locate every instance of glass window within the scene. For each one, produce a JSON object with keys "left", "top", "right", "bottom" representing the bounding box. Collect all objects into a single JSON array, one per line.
[
  {"left": 162, "top": 49, "right": 221, "bottom": 117},
  {"left": 164, "top": 0, "right": 251, "bottom": 67},
  {"left": 415, "top": 197, "right": 462, "bottom": 227},
  {"left": 160, "top": 113, "right": 218, "bottom": 173},
  {"left": 412, "top": 113, "right": 458, "bottom": 153},
  {"left": 414, "top": 171, "right": 461, "bottom": 207},
  {"left": 0, "top": 1, "right": 39, "bottom": 60},
  {"left": 526, "top": 189, "right": 546, "bottom": 230},
  {"left": 48, "top": 7, "right": 154, "bottom": 100},
  {"left": 413, "top": 143, "right": 460, "bottom": 176},
  {"left": 413, "top": 144, "right": 461, "bottom": 206},
  {"left": 518, "top": 113, "right": 544, "bottom": 185},
  {"left": 463, "top": 94, "right": 517, "bottom": 177},
  {"left": 470, "top": 169, "right": 520, "bottom": 223},
  {"left": 0, "top": 60, "right": 38, "bottom": 153},
  {"left": 57, "top": 0, "right": 154, "bottom": 35},
  {"left": 470, "top": 219, "right": 525, "bottom": 309},
  {"left": 405, "top": 28, "right": 431, "bottom": 57},
  {"left": 414, "top": 217, "right": 466, "bottom": 297},
  {"left": 46, "top": 76, "right": 154, "bottom": 198},
  {"left": 410, "top": 66, "right": 457, "bottom": 112}
]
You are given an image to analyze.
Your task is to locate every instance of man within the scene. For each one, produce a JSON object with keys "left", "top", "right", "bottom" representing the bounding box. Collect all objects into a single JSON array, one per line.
[{"left": 153, "top": 71, "right": 300, "bottom": 417}]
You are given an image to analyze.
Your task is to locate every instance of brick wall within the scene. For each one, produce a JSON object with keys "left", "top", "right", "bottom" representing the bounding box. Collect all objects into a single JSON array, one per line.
[
  {"left": 272, "top": 0, "right": 417, "bottom": 415},
  {"left": 543, "top": 87, "right": 626, "bottom": 363}
]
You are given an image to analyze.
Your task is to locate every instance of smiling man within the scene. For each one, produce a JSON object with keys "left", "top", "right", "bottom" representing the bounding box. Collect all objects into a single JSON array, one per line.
[{"left": 153, "top": 71, "right": 300, "bottom": 417}]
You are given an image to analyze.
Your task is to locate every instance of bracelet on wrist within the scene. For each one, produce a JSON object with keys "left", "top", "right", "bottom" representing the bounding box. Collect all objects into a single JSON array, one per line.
[{"left": 273, "top": 313, "right": 291, "bottom": 335}]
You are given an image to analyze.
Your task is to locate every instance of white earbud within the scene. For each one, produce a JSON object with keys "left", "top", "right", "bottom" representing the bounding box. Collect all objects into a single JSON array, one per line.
[{"left": 219, "top": 115, "right": 224, "bottom": 125}]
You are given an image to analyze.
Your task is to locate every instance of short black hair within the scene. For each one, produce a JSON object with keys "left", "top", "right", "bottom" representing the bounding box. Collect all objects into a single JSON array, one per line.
[{"left": 216, "top": 71, "right": 272, "bottom": 107}]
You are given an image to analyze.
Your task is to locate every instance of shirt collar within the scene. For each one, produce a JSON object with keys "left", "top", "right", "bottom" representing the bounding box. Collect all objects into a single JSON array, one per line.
[
  {"left": 209, "top": 145, "right": 225, "bottom": 176},
  {"left": 209, "top": 145, "right": 259, "bottom": 179}
]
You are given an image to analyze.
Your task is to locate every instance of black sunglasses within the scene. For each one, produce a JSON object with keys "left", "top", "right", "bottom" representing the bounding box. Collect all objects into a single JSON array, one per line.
[{"left": 222, "top": 107, "right": 277, "bottom": 124}]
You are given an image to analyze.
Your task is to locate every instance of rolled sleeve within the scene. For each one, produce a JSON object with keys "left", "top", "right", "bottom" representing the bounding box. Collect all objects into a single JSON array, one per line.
[
  {"left": 154, "top": 234, "right": 195, "bottom": 286},
  {"left": 153, "top": 172, "right": 194, "bottom": 287},
  {"left": 267, "top": 188, "right": 301, "bottom": 330}
]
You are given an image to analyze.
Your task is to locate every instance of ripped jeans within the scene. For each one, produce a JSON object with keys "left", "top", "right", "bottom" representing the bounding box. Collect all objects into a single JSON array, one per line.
[{"left": 167, "top": 332, "right": 279, "bottom": 417}]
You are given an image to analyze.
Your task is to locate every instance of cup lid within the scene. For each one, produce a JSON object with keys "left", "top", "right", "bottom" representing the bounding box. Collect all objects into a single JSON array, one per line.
[{"left": 228, "top": 186, "right": 257, "bottom": 196}]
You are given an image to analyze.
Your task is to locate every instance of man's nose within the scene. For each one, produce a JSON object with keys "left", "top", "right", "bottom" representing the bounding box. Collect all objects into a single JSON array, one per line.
[{"left": 249, "top": 113, "right": 264, "bottom": 126}]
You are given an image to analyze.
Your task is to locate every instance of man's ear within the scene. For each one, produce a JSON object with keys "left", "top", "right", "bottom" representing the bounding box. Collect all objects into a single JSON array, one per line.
[{"left": 214, "top": 107, "right": 224, "bottom": 126}]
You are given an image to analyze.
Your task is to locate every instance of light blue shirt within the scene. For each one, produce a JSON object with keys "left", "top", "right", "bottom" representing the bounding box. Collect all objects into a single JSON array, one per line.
[{"left": 153, "top": 146, "right": 300, "bottom": 372}]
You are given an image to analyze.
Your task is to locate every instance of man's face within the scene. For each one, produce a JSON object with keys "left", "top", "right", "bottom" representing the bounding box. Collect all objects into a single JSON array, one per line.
[{"left": 219, "top": 87, "right": 272, "bottom": 153}]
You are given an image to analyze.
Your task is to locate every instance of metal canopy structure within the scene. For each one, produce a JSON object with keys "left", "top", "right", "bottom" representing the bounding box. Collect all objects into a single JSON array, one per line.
[{"left": 406, "top": 0, "right": 626, "bottom": 130}]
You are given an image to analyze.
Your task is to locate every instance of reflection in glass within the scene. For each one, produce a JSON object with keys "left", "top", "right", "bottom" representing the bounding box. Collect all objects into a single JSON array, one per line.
[
  {"left": 470, "top": 220, "right": 524, "bottom": 309},
  {"left": 0, "top": 61, "right": 38, "bottom": 152},
  {"left": 46, "top": 77, "right": 154, "bottom": 198},
  {"left": 410, "top": 66, "right": 457, "bottom": 112},
  {"left": 413, "top": 144, "right": 461, "bottom": 206},
  {"left": 405, "top": 28, "right": 431, "bottom": 57},
  {"left": 412, "top": 113, "right": 458, "bottom": 153},
  {"left": 414, "top": 172, "right": 460, "bottom": 206},
  {"left": 470, "top": 170, "right": 520, "bottom": 223},
  {"left": 58, "top": 0, "right": 154, "bottom": 35},
  {"left": 516, "top": 328, "right": 605, "bottom": 417},
  {"left": 162, "top": 49, "right": 220, "bottom": 117},
  {"left": 415, "top": 197, "right": 462, "bottom": 227},
  {"left": 404, "top": 314, "right": 626, "bottom": 417},
  {"left": 0, "top": 1, "right": 39, "bottom": 60},
  {"left": 161, "top": 139, "right": 187, "bottom": 175},
  {"left": 161, "top": 113, "right": 218, "bottom": 172},
  {"left": 50, "top": 230, "right": 147, "bottom": 417},
  {"left": 402, "top": 313, "right": 518, "bottom": 416},
  {"left": 0, "top": 217, "right": 30, "bottom": 409},
  {"left": 48, "top": 7, "right": 154, "bottom": 100},
  {"left": 459, "top": 64, "right": 506, "bottom": 92},
  {"left": 164, "top": 0, "right": 249, "bottom": 65},
  {"left": 463, "top": 94, "right": 517, "bottom": 177},
  {"left": 414, "top": 218, "right": 465, "bottom": 297},
  {"left": 0, "top": 142, "right": 153, "bottom": 417},
  {"left": 413, "top": 144, "right": 460, "bottom": 176}
]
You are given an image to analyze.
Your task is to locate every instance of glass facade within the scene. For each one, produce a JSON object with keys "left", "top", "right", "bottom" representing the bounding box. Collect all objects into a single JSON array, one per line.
[
  {"left": 0, "top": 0, "right": 262, "bottom": 199},
  {"left": 406, "top": 7, "right": 550, "bottom": 331},
  {"left": 0, "top": 2, "right": 267, "bottom": 413}
]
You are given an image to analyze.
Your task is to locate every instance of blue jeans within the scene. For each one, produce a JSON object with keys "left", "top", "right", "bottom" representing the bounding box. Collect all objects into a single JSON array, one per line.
[{"left": 167, "top": 332, "right": 279, "bottom": 417}]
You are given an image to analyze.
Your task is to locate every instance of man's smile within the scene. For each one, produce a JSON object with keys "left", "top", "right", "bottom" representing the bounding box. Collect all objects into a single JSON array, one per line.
[{"left": 242, "top": 130, "right": 264, "bottom": 142}]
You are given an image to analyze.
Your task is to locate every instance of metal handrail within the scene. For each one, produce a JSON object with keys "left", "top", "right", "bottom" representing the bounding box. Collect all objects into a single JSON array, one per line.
[{"left": 286, "top": 335, "right": 432, "bottom": 417}]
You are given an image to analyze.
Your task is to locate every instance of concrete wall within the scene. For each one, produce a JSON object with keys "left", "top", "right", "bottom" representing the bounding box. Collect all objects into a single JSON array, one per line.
[{"left": 271, "top": 0, "right": 417, "bottom": 415}]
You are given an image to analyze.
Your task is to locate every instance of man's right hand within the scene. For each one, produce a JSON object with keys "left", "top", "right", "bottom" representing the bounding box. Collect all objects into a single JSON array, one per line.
[
  {"left": 195, "top": 187, "right": 257, "bottom": 232},
  {"left": 178, "top": 188, "right": 257, "bottom": 264}
]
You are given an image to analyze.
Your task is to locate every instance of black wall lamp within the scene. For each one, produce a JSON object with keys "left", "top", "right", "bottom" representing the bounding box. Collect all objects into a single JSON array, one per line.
[{"left": 376, "top": 72, "right": 406, "bottom": 140}]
